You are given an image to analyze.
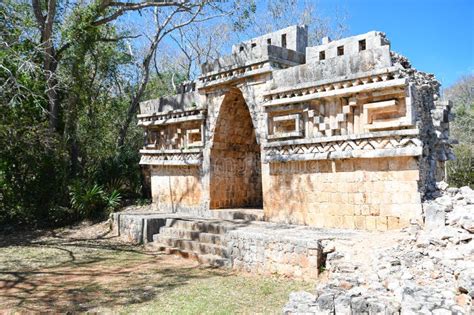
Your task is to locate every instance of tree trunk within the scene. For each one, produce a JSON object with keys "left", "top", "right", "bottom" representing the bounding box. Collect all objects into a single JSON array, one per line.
[
  {"left": 116, "top": 75, "right": 148, "bottom": 148},
  {"left": 116, "top": 36, "right": 157, "bottom": 148},
  {"left": 32, "top": 0, "right": 60, "bottom": 132}
]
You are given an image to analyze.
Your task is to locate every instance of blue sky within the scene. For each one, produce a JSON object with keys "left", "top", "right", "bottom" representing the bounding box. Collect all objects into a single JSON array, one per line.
[
  {"left": 123, "top": 0, "right": 473, "bottom": 88},
  {"left": 315, "top": 0, "right": 474, "bottom": 87}
]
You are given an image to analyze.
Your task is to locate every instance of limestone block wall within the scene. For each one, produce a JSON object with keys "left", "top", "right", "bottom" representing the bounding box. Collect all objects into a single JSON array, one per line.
[
  {"left": 227, "top": 227, "right": 321, "bottom": 279},
  {"left": 209, "top": 91, "right": 263, "bottom": 209},
  {"left": 209, "top": 148, "right": 262, "bottom": 208},
  {"left": 262, "top": 156, "right": 422, "bottom": 230},
  {"left": 232, "top": 25, "right": 308, "bottom": 54},
  {"left": 150, "top": 166, "right": 202, "bottom": 212}
]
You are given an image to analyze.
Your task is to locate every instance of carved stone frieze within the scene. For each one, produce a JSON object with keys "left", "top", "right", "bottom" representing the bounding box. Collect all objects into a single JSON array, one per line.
[
  {"left": 139, "top": 151, "right": 202, "bottom": 166},
  {"left": 264, "top": 131, "right": 423, "bottom": 162}
]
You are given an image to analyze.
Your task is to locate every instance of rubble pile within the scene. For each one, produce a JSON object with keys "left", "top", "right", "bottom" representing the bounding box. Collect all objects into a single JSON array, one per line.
[{"left": 284, "top": 184, "right": 474, "bottom": 314}]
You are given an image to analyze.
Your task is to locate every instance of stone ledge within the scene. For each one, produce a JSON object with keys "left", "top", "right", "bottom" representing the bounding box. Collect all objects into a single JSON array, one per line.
[
  {"left": 139, "top": 153, "right": 202, "bottom": 166},
  {"left": 264, "top": 129, "right": 420, "bottom": 147},
  {"left": 140, "top": 148, "right": 202, "bottom": 154},
  {"left": 138, "top": 113, "right": 205, "bottom": 126},
  {"left": 139, "top": 159, "right": 201, "bottom": 166},
  {"left": 264, "top": 78, "right": 407, "bottom": 107},
  {"left": 197, "top": 62, "right": 272, "bottom": 90},
  {"left": 264, "top": 147, "right": 422, "bottom": 163},
  {"left": 265, "top": 66, "right": 400, "bottom": 97},
  {"left": 227, "top": 222, "right": 358, "bottom": 279},
  {"left": 137, "top": 106, "right": 205, "bottom": 119}
]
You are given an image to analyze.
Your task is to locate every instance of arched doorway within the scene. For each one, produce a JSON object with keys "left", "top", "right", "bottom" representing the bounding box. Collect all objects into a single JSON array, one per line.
[{"left": 209, "top": 89, "right": 263, "bottom": 209}]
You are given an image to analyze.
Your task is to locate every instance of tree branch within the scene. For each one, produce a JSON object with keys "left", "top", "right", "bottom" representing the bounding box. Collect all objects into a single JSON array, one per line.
[
  {"left": 109, "top": 1, "right": 184, "bottom": 7},
  {"left": 98, "top": 34, "right": 142, "bottom": 42},
  {"left": 31, "top": 0, "right": 46, "bottom": 34},
  {"left": 92, "top": 0, "right": 194, "bottom": 26}
]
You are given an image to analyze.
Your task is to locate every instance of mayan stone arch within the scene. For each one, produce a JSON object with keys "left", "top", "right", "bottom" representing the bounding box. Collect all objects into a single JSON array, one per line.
[
  {"left": 208, "top": 88, "right": 263, "bottom": 209},
  {"left": 137, "top": 25, "right": 454, "bottom": 229}
]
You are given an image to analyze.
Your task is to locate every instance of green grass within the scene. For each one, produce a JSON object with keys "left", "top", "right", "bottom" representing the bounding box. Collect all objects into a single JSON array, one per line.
[
  {"left": 0, "top": 231, "right": 314, "bottom": 314},
  {"left": 118, "top": 271, "right": 312, "bottom": 314}
]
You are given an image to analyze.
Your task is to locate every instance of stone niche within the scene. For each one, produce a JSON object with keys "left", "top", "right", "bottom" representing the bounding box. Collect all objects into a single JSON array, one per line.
[{"left": 137, "top": 26, "right": 454, "bottom": 230}]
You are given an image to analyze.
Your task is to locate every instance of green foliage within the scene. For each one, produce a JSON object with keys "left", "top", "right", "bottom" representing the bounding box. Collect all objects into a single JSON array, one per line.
[
  {"left": 0, "top": 115, "right": 70, "bottom": 225},
  {"left": 0, "top": 0, "right": 142, "bottom": 226},
  {"left": 0, "top": 0, "right": 256, "bottom": 227},
  {"left": 447, "top": 145, "right": 474, "bottom": 188},
  {"left": 143, "top": 72, "right": 187, "bottom": 100},
  {"left": 70, "top": 184, "right": 105, "bottom": 218},
  {"left": 106, "top": 190, "right": 123, "bottom": 212},
  {"left": 0, "top": 2, "right": 70, "bottom": 225},
  {"left": 93, "top": 147, "right": 142, "bottom": 197},
  {"left": 445, "top": 75, "right": 474, "bottom": 188},
  {"left": 231, "top": 0, "right": 257, "bottom": 32},
  {"left": 70, "top": 183, "right": 122, "bottom": 219}
]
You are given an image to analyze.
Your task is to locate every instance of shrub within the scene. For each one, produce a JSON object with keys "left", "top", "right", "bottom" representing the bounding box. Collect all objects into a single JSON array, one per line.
[
  {"left": 0, "top": 120, "right": 70, "bottom": 226},
  {"left": 92, "top": 147, "right": 142, "bottom": 198},
  {"left": 69, "top": 183, "right": 122, "bottom": 219},
  {"left": 447, "top": 145, "right": 474, "bottom": 188}
]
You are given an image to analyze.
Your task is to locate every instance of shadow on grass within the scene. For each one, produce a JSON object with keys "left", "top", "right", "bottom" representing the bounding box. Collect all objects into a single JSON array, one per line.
[
  {"left": 0, "top": 259, "right": 228, "bottom": 312},
  {"left": 0, "top": 223, "right": 231, "bottom": 313}
]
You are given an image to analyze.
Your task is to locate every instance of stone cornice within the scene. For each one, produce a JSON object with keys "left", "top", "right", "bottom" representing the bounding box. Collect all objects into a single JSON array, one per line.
[
  {"left": 263, "top": 77, "right": 407, "bottom": 107},
  {"left": 263, "top": 129, "right": 422, "bottom": 163}
]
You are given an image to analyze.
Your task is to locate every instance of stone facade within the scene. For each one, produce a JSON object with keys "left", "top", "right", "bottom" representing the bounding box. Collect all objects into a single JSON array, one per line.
[
  {"left": 263, "top": 157, "right": 421, "bottom": 230},
  {"left": 137, "top": 25, "right": 454, "bottom": 230}
]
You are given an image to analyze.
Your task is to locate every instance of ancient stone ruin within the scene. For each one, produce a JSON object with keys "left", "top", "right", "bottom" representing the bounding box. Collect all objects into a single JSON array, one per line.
[{"left": 137, "top": 25, "right": 454, "bottom": 231}]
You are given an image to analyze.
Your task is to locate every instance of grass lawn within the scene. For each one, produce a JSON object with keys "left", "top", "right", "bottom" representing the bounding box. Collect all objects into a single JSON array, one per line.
[{"left": 0, "top": 222, "right": 314, "bottom": 314}]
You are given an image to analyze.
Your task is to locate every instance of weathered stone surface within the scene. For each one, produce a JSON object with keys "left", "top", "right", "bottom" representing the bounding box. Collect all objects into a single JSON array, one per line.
[
  {"left": 110, "top": 212, "right": 167, "bottom": 244},
  {"left": 284, "top": 186, "right": 474, "bottom": 315},
  {"left": 136, "top": 24, "right": 454, "bottom": 231},
  {"left": 226, "top": 222, "right": 357, "bottom": 279},
  {"left": 457, "top": 269, "right": 474, "bottom": 298},
  {"left": 460, "top": 186, "right": 474, "bottom": 204},
  {"left": 283, "top": 291, "right": 318, "bottom": 314},
  {"left": 424, "top": 201, "right": 447, "bottom": 231}
]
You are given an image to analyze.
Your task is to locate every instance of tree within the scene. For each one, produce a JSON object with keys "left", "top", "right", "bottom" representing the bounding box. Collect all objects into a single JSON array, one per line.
[
  {"left": 115, "top": 1, "right": 213, "bottom": 147},
  {"left": 169, "top": 23, "right": 231, "bottom": 80},
  {"left": 444, "top": 74, "right": 474, "bottom": 187},
  {"left": 0, "top": 0, "right": 257, "bottom": 226},
  {"left": 445, "top": 75, "right": 474, "bottom": 145},
  {"left": 26, "top": 0, "right": 241, "bottom": 167},
  {"left": 248, "top": 0, "right": 348, "bottom": 45}
]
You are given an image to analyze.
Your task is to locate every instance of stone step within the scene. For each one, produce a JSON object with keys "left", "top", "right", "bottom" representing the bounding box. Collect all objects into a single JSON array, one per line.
[
  {"left": 155, "top": 228, "right": 224, "bottom": 246},
  {"left": 156, "top": 236, "right": 229, "bottom": 257},
  {"left": 210, "top": 209, "right": 264, "bottom": 221},
  {"left": 165, "top": 219, "right": 233, "bottom": 235},
  {"left": 198, "top": 254, "right": 230, "bottom": 268},
  {"left": 151, "top": 244, "right": 201, "bottom": 260},
  {"left": 151, "top": 243, "right": 230, "bottom": 267},
  {"left": 199, "top": 232, "right": 223, "bottom": 246},
  {"left": 166, "top": 247, "right": 199, "bottom": 260},
  {"left": 159, "top": 226, "right": 201, "bottom": 240}
]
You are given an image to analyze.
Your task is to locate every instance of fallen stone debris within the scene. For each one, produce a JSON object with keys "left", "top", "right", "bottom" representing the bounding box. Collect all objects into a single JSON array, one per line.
[{"left": 284, "top": 183, "right": 474, "bottom": 314}]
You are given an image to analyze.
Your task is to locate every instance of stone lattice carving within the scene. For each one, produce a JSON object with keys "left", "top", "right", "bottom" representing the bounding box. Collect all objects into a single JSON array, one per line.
[
  {"left": 139, "top": 151, "right": 202, "bottom": 166},
  {"left": 264, "top": 132, "right": 422, "bottom": 162}
]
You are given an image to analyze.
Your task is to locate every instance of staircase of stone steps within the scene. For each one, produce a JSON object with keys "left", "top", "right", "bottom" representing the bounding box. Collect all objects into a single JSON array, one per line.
[
  {"left": 151, "top": 218, "right": 244, "bottom": 267},
  {"left": 209, "top": 209, "right": 264, "bottom": 221}
]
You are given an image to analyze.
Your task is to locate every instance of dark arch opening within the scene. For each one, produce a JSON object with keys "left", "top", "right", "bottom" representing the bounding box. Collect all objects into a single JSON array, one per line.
[{"left": 209, "top": 89, "right": 263, "bottom": 209}]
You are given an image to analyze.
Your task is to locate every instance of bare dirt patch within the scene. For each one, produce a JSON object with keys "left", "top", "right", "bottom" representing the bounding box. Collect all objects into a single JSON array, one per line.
[{"left": 0, "top": 221, "right": 313, "bottom": 313}]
